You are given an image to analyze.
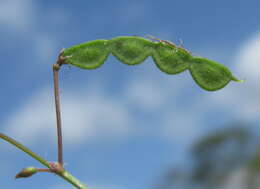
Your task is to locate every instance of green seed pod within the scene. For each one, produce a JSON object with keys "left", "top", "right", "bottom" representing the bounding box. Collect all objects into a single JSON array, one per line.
[
  {"left": 109, "top": 36, "right": 154, "bottom": 65},
  {"left": 15, "top": 167, "right": 38, "bottom": 179},
  {"left": 60, "top": 36, "right": 242, "bottom": 91},
  {"left": 152, "top": 43, "right": 192, "bottom": 74},
  {"left": 189, "top": 57, "right": 242, "bottom": 91},
  {"left": 62, "top": 40, "right": 110, "bottom": 69}
]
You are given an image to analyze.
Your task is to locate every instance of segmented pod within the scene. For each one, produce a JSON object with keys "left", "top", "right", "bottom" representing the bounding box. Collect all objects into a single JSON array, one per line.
[
  {"left": 109, "top": 36, "right": 154, "bottom": 65},
  {"left": 189, "top": 57, "right": 241, "bottom": 91},
  {"left": 63, "top": 40, "right": 110, "bottom": 69},
  {"left": 152, "top": 42, "right": 192, "bottom": 74},
  {"left": 61, "top": 36, "right": 242, "bottom": 91}
]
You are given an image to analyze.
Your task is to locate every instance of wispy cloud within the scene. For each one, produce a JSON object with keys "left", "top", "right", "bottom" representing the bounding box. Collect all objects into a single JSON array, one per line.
[
  {"left": 124, "top": 77, "right": 169, "bottom": 110},
  {"left": 3, "top": 87, "right": 132, "bottom": 146},
  {"left": 122, "top": 69, "right": 207, "bottom": 144},
  {"left": 0, "top": 0, "right": 34, "bottom": 31},
  {"left": 123, "top": 67, "right": 190, "bottom": 111},
  {"left": 160, "top": 105, "right": 203, "bottom": 146},
  {"left": 0, "top": 1, "right": 68, "bottom": 68},
  {"left": 211, "top": 31, "right": 260, "bottom": 121},
  {"left": 34, "top": 34, "right": 58, "bottom": 62}
]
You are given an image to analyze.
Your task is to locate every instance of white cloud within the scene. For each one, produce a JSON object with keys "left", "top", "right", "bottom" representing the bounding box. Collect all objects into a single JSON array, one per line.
[
  {"left": 0, "top": 1, "right": 66, "bottom": 67},
  {"left": 34, "top": 35, "right": 58, "bottom": 62},
  {"left": 124, "top": 78, "right": 168, "bottom": 110},
  {"left": 161, "top": 107, "right": 202, "bottom": 146},
  {"left": 0, "top": 0, "right": 34, "bottom": 30},
  {"left": 211, "top": 31, "right": 260, "bottom": 121},
  {"left": 3, "top": 87, "right": 131, "bottom": 146},
  {"left": 123, "top": 70, "right": 190, "bottom": 111},
  {"left": 122, "top": 70, "right": 208, "bottom": 145},
  {"left": 236, "top": 33, "right": 260, "bottom": 83}
]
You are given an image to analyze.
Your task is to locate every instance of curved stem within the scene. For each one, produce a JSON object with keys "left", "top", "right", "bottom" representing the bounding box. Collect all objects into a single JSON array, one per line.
[
  {"left": 0, "top": 133, "right": 50, "bottom": 168},
  {"left": 0, "top": 133, "right": 89, "bottom": 189}
]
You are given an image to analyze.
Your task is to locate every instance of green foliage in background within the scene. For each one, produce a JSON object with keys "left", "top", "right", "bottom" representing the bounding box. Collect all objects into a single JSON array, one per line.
[{"left": 158, "top": 125, "right": 260, "bottom": 189}]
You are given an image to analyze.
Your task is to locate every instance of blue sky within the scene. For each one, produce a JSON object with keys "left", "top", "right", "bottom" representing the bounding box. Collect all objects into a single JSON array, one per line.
[{"left": 0, "top": 0, "right": 260, "bottom": 189}]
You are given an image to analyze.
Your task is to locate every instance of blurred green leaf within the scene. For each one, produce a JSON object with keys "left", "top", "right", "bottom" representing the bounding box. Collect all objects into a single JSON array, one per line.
[{"left": 158, "top": 125, "right": 260, "bottom": 189}]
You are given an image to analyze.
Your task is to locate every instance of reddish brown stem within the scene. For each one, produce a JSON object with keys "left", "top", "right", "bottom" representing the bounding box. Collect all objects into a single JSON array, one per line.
[
  {"left": 53, "top": 53, "right": 64, "bottom": 166},
  {"left": 37, "top": 168, "right": 52, "bottom": 173}
]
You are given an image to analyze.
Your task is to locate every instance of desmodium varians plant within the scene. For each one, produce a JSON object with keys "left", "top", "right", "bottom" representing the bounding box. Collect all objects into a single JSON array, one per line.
[{"left": 0, "top": 36, "right": 243, "bottom": 189}]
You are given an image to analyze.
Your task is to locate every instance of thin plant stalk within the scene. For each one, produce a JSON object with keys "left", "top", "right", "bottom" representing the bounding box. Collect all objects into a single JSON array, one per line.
[
  {"left": 0, "top": 133, "right": 50, "bottom": 168},
  {"left": 53, "top": 62, "right": 63, "bottom": 166}
]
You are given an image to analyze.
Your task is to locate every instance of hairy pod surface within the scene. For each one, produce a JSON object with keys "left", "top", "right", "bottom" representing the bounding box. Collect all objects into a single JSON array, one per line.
[
  {"left": 152, "top": 42, "right": 192, "bottom": 74},
  {"left": 62, "top": 36, "right": 242, "bottom": 91},
  {"left": 189, "top": 57, "right": 240, "bottom": 91},
  {"left": 63, "top": 40, "right": 110, "bottom": 69},
  {"left": 109, "top": 36, "right": 154, "bottom": 65}
]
